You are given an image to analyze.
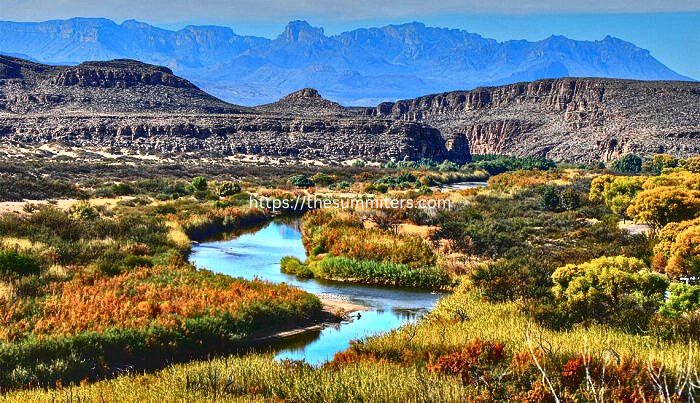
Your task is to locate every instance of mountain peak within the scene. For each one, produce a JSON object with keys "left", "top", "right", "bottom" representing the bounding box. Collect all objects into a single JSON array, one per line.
[
  {"left": 284, "top": 88, "right": 322, "bottom": 99},
  {"left": 257, "top": 87, "right": 344, "bottom": 115},
  {"left": 280, "top": 20, "right": 325, "bottom": 42}
]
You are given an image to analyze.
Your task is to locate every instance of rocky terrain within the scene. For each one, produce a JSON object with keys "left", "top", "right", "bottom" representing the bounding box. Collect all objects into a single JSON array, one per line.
[
  {"left": 0, "top": 55, "right": 697, "bottom": 164},
  {"left": 255, "top": 88, "right": 347, "bottom": 117},
  {"left": 0, "top": 55, "right": 244, "bottom": 114}
]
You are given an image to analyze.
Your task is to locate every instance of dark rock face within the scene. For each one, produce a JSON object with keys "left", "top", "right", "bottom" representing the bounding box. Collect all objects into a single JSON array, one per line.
[{"left": 0, "top": 55, "right": 697, "bottom": 164}]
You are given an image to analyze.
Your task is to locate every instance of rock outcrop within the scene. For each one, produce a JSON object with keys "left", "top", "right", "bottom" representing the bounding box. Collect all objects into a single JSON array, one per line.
[
  {"left": 255, "top": 88, "right": 345, "bottom": 117},
  {"left": 0, "top": 55, "right": 245, "bottom": 114}
]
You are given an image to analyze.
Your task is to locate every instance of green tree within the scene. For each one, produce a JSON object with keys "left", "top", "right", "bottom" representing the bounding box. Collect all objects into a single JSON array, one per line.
[
  {"left": 589, "top": 175, "right": 645, "bottom": 221},
  {"left": 611, "top": 154, "right": 643, "bottom": 173}
]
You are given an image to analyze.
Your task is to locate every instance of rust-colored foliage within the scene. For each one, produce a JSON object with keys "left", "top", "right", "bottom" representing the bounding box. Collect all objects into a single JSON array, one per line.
[
  {"left": 1, "top": 263, "right": 316, "bottom": 340},
  {"left": 427, "top": 339, "right": 506, "bottom": 384}
]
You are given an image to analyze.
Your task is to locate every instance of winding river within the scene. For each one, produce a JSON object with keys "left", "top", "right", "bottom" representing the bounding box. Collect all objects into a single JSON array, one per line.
[{"left": 189, "top": 216, "right": 443, "bottom": 365}]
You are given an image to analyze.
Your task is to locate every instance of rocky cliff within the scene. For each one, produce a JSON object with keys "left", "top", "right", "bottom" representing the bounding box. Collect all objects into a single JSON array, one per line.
[
  {"left": 365, "top": 78, "right": 700, "bottom": 162},
  {"left": 0, "top": 56, "right": 697, "bottom": 164}
]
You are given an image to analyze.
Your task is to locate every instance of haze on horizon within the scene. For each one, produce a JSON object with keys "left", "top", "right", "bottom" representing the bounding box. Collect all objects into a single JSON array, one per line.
[{"left": 1, "top": 0, "right": 699, "bottom": 79}]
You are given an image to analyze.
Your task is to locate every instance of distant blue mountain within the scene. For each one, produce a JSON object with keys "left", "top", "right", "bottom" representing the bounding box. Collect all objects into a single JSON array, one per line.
[{"left": 0, "top": 18, "right": 691, "bottom": 105}]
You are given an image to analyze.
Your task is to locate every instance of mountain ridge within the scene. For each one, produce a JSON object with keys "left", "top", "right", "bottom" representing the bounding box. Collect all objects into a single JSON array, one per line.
[
  {"left": 0, "top": 18, "right": 692, "bottom": 105},
  {"left": 1, "top": 54, "right": 697, "bottom": 164}
]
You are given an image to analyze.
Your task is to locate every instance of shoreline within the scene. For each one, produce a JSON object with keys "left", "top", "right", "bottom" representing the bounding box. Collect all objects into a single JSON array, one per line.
[{"left": 251, "top": 295, "right": 369, "bottom": 345}]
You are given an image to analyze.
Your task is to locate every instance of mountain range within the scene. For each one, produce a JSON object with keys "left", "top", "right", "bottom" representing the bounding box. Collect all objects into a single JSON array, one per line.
[{"left": 0, "top": 18, "right": 692, "bottom": 105}]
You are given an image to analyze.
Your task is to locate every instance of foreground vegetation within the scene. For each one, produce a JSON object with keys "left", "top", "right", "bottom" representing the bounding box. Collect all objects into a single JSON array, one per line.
[
  {"left": 1, "top": 152, "right": 699, "bottom": 400},
  {"left": 4, "top": 355, "right": 471, "bottom": 402}
]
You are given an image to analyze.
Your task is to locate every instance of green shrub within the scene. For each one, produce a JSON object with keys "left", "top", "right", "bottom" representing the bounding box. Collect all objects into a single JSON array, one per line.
[
  {"left": 539, "top": 185, "right": 560, "bottom": 211},
  {"left": 316, "top": 256, "right": 452, "bottom": 289},
  {"left": 68, "top": 202, "right": 100, "bottom": 220},
  {"left": 551, "top": 256, "right": 669, "bottom": 330},
  {"left": 191, "top": 176, "right": 208, "bottom": 191},
  {"left": 310, "top": 173, "right": 335, "bottom": 186},
  {"left": 110, "top": 183, "right": 135, "bottom": 196},
  {"left": 280, "top": 256, "right": 313, "bottom": 278},
  {"left": 375, "top": 184, "right": 389, "bottom": 193},
  {"left": 217, "top": 181, "right": 242, "bottom": 197},
  {"left": 329, "top": 181, "right": 350, "bottom": 190},
  {"left": 560, "top": 186, "right": 581, "bottom": 211},
  {"left": 658, "top": 283, "right": 700, "bottom": 318},
  {"left": 469, "top": 256, "right": 553, "bottom": 302},
  {"left": 611, "top": 154, "right": 643, "bottom": 173},
  {"left": 471, "top": 155, "right": 555, "bottom": 175},
  {"left": 289, "top": 175, "right": 314, "bottom": 188},
  {"left": 0, "top": 250, "right": 41, "bottom": 279},
  {"left": 644, "top": 154, "right": 679, "bottom": 174}
]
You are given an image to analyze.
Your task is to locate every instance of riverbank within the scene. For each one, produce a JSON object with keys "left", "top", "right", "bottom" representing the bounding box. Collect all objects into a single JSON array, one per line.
[{"left": 319, "top": 295, "right": 368, "bottom": 315}]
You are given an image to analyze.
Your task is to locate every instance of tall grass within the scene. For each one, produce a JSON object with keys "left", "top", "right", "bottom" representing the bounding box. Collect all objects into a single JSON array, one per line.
[
  {"left": 355, "top": 283, "right": 698, "bottom": 372},
  {"left": 3, "top": 355, "right": 469, "bottom": 402},
  {"left": 315, "top": 256, "right": 453, "bottom": 289},
  {"left": 301, "top": 209, "right": 436, "bottom": 267}
]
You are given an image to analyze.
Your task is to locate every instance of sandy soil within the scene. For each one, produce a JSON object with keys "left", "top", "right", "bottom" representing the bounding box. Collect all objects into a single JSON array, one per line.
[
  {"left": 318, "top": 295, "right": 368, "bottom": 315},
  {"left": 0, "top": 197, "right": 136, "bottom": 214}
]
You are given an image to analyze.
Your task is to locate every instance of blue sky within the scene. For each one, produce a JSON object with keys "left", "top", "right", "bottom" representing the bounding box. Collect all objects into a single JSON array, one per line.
[{"left": 2, "top": 1, "right": 699, "bottom": 79}]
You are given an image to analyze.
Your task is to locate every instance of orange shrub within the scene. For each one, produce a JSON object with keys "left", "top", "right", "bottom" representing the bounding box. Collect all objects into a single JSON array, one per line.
[
  {"left": 302, "top": 209, "right": 435, "bottom": 267},
  {"left": 427, "top": 339, "right": 506, "bottom": 384}
]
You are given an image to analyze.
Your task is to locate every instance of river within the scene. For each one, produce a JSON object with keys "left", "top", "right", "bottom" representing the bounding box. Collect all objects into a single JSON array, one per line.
[{"left": 189, "top": 216, "right": 442, "bottom": 365}]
